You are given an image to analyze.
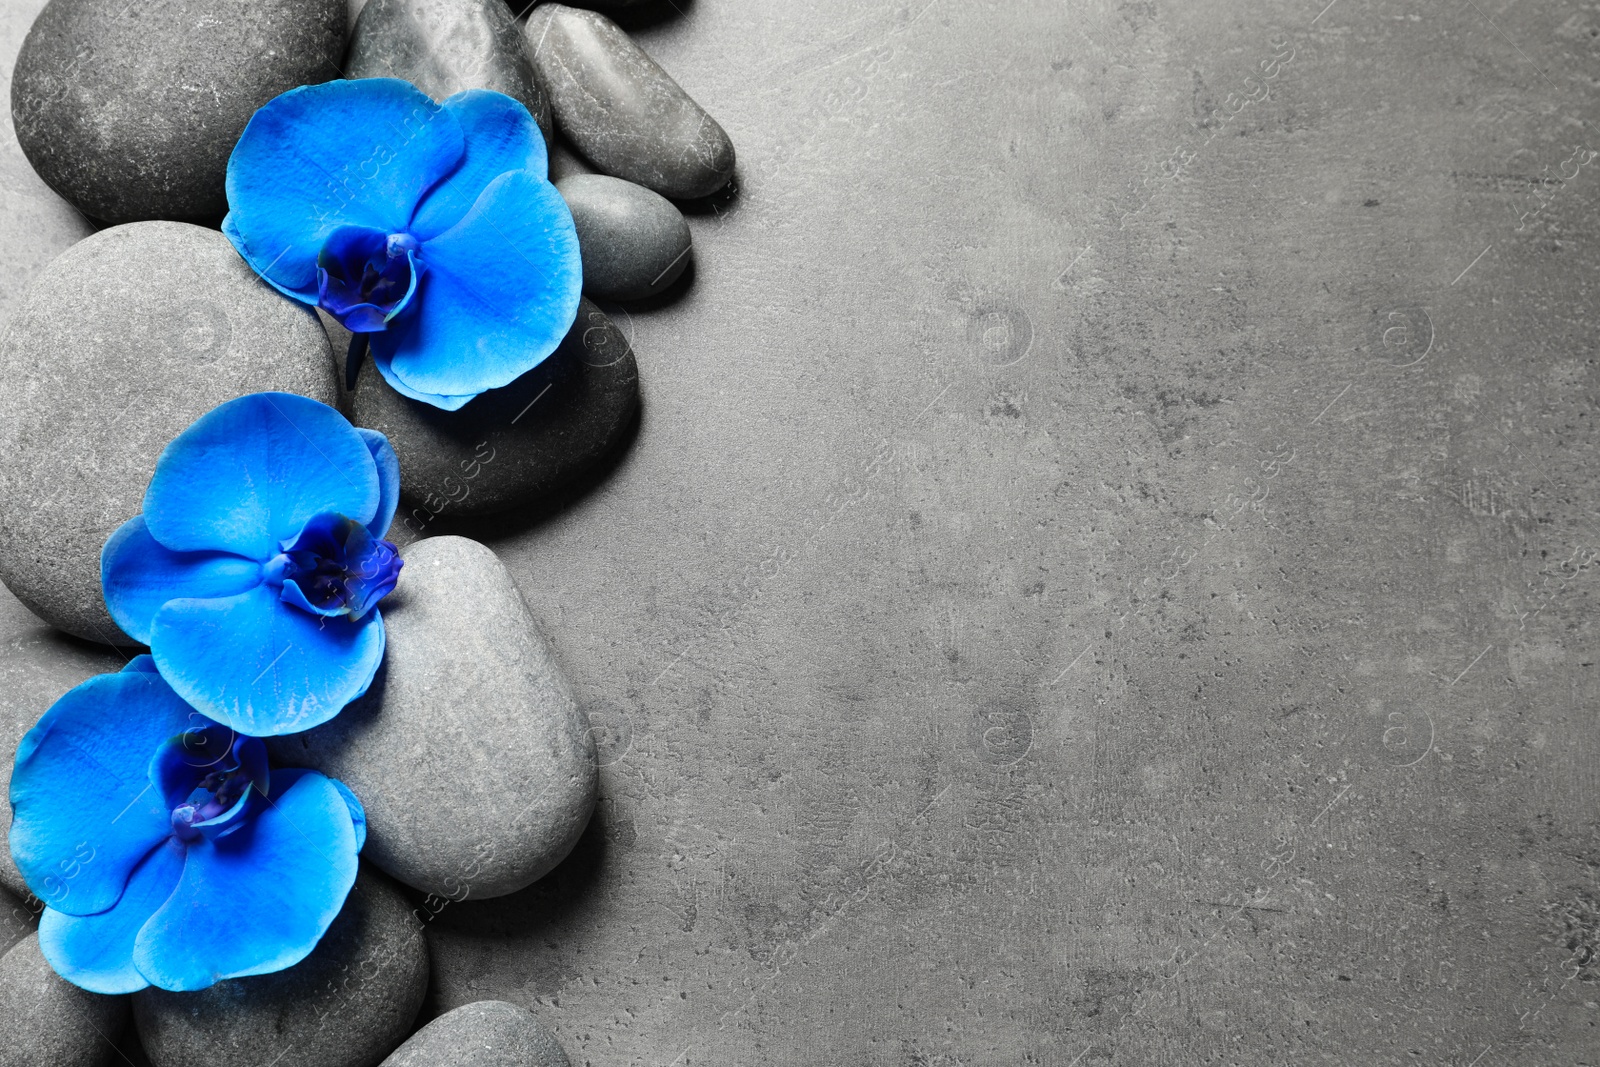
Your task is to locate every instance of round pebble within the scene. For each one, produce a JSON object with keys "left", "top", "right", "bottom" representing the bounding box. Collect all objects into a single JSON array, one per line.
[
  {"left": 350, "top": 297, "right": 638, "bottom": 519},
  {"left": 133, "top": 868, "right": 427, "bottom": 1067},
  {"left": 525, "top": 4, "right": 735, "bottom": 199},
  {"left": 268, "top": 536, "right": 598, "bottom": 900},
  {"left": 0, "top": 933, "right": 129, "bottom": 1067},
  {"left": 0, "top": 222, "right": 338, "bottom": 644},
  {"left": 557, "top": 174, "right": 692, "bottom": 300},
  {"left": 380, "top": 1001, "right": 571, "bottom": 1067},
  {"left": 347, "top": 0, "right": 552, "bottom": 145},
  {"left": 11, "top": 0, "right": 346, "bottom": 224}
]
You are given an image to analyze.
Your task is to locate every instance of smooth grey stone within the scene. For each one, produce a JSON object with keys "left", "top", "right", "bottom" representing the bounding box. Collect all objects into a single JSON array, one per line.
[
  {"left": 269, "top": 537, "right": 597, "bottom": 900},
  {"left": 0, "top": 623, "right": 125, "bottom": 899},
  {"left": 557, "top": 174, "right": 691, "bottom": 300},
  {"left": 349, "top": 297, "right": 639, "bottom": 519},
  {"left": 0, "top": 222, "right": 338, "bottom": 645},
  {"left": 525, "top": 5, "right": 735, "bottom": 199},
  {"left": 0, "top": 886, "right": 38, "bottom": 957},
  {"left": 133, "top": 869, "right": 427, "bottom": 1067},
  {"left": 347, "top": 0, "right": 552, "bottom": 146},
  {"left": 380, "top": 1001, "right": 570, "bottom": 1067},
  {"left": 0, "top": 933, "right": 129, "bottom": 1067},
  {"left": 10, "top": 0, "right": 346, "bottom": 224}
]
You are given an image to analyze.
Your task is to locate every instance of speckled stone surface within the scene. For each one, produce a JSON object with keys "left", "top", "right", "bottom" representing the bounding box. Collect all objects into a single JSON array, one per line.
[
  {"left": 0, "top": 621, "right": 124, "bottom": 899},
  {"left": 10, "top": 0, "right": 345, "bottom": 224},
  {"left": 0, "top": 221, "right": 337, "bottom": 644},
  {"left": 525, "top": 4, "right": 735, "bottom": 199},
  {"left": 0, "top": 886, "right": 37, "bottom": 956},
  {"left": 349, "top": 297, "right": 638, "bottom": 519},
  {"left": 268, "top": 537, "right": 597, "bottom": 900},
  {"left": 347, "top": 0, "right": 551, "bottom": 145},
  {"left": 133, "top": 869, "right": 428, "bottom": 1067},
  {"left": 0, "top": 933, "right": 128, "bottom": 1067},
  {"left": 558, "top": 174, "right": 692, "bottom": 300},
  {"left": 7, "top": 0, "right": 1600, "bottom": 1063},
  {"left": 380, "top": 1001, "right": 570, "bottom": 1067}
]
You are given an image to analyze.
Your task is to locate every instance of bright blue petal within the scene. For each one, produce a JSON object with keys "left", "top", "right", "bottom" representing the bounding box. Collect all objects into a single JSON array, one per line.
[
  {"left": 222, "top": 213, "right": 317, "bottom": 304},
  {"left": 123, "top": 655, "right": 160, "bottom": 674},
  {"left": 225, "top": 79, "right": 465, "bottom": 295},
  {"left": 371, "top": 170, "right": 581, "bottom": 406},
  {"left": 410, "top": 90, "right": 548, "bottom": 242},
  {"left": 327, "top": 777, "right": 367, "bottom": 853},
  {"left": 131, "top": 771, "right": 358, "bottom": 991},
  {"left": 149, "top": 584, "right": 385, "bottom": 737},
  {"left": 355, "top": 429, "right": 400, "bottom": 538},
  {"left": 36, "top": 838, "right": 185, "bottom": 994},
  {"left": 101, "top": 516, "right": 263, "bottom": 645},
  {"left": 9, "top": 671, "right": 189, "bottom": 917},
  {"left": 143, "top": 393, "right": 381, "bottom": 560}
]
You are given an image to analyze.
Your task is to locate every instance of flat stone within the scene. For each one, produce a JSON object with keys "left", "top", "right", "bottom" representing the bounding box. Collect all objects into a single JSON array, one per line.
[
  {"left": 380, "top": 1001, "right": 570, "bottom": 1067},
  {"left": 349, "top": 297, "right": 638, "bottom": 520},
  {"left": 0, "top": 621, "right": 125, "bottom": 899},
  {"left": 347, "top": 0, "right": 552, "bottom": 146},
  {"left": 268, "top": 537, "right": 597, "bottom": 899},
  {"left": 525, "top": 4, "right": 735, "bottom": 199},
  {"left": 557, "top": 174, "right": 692, "bottom": 300},
  {"left": 0, "top": 221, "right": 338, "bottom": 645},
  {"left": 133, "top": 868, "right": 427, "bottom": 1067},
  {"left": 11, "top": 0, "right": 346, "bottom": 224},
  {"left": 0, "top": 933, "right": 129, "bottom": 1067}
]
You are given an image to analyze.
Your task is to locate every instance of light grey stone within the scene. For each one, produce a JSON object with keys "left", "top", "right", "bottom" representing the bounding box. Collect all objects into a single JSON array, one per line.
[
  {"left": 347, "top": 0, "right": 551, "bottom": 145},
  {"left": 10, "top": 0, "right": 346, "bottom": 224},
  {"left": 380, "top": 1000, "right": 570, "bottom": 1067},
  {"left": 349, "top": 297, "right": 639, "bottom": 519},
  {"left": 133, "top": 868, "right": 427, "bottom": 1067},
  {"left": 0, "top": 933, "right": 129, "bottom": 1067},
  {"left": 269, "top": 536, "right": 597, "bottom": 899},
  {"left": 557, "top": 174, "right": 692, "bottom": 300},
  {"left": 0, "top": 221, "right": 338, "bottom": 645},
  {"left": 525, "top": 4, "right": 735, "bottom": 199},
  {"left": 0, "top": 623, "right": 124, "bottom": 899}
]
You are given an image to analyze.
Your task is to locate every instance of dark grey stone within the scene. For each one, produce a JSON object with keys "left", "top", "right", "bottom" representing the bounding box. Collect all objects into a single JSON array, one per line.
[
  {"left": 380, "top": 1001, "right": 570, "bottom": 1067},
  {"left": 346, "top": 0, "right": 551, "bottom": 146},
  {"left": 10, "top": 0, "right": 345, "bottom": 225},
  {"left": 557, "top": 174, "right": 692, "bottom": 300},
  {"left": 0, "top": 933, "right": 128, "bottom": 1067},
  {"left": 0, "top": 624, "right": 125, "bottom": 900},
  {"left": 0, "top": 886, "right": 38, "bottom": 956},
  {"left": 133, "top": 869, "right": 427, "bottom": 1067},
  {"left": 0, "top": 222, "right": 338, "bottom": 645},
  {"left": 525, "top": 4, "right": 734, "bottom": 199},
  {"left": 268, "top": 536, "right": 597, "bottom": 900},
  {"left": 348, "top": 297, "right": 638, "bottom": 519}
]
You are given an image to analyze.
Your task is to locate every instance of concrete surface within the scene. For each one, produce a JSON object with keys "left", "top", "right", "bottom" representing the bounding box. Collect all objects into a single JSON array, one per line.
[{"left": 4, "top": 0, "right": 1600, "bottom": 1065}]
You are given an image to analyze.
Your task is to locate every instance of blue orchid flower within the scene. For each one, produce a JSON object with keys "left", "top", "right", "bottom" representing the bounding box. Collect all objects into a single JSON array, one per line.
[
  {"left": 101, "top": 392, "right": 403, "bottom": 737},
  {"left": 222, "top": 78, "right": 582, "bottom": 410},
  {"left": 9, "top": 658, "right": 365, "bottom": 992}
]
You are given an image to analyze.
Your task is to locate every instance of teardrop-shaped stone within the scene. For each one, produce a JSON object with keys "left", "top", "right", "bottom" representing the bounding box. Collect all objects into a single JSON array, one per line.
[
  {"left": 558, "top": 174, "right": 692, "bottom": 300},
  {"left": 347, "top": 0, "right": 552, "bottom": 145},
  {"left": 268, "top": 536, "right": 597, "bottom": 899},
  {"left": 525, "top": 4, "right": 735, "bottom": 199}
]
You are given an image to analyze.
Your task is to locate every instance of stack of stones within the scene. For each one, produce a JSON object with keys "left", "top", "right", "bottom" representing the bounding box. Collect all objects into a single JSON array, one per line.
[{"left": 0, "top": 1, "right": 735, "bottom": 1064}]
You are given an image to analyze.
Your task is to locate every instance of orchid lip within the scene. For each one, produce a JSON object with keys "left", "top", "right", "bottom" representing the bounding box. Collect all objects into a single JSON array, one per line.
[
  {"left": 265, "top": 512, "right": 402, "bottom": 621},
  {"left": 316, "top": 226, "right": 424, "bottom": 333}
]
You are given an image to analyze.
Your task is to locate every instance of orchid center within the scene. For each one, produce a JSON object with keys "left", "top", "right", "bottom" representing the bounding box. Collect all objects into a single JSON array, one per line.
[
  {"left": 263, "top": 513, "right": 402, "bottom": 621},
  {"left": 316, "top": 226, "right": 422, "bottom": 333},
  {"left": 161, "top": 728, "right": 269, "bottom": 844}
]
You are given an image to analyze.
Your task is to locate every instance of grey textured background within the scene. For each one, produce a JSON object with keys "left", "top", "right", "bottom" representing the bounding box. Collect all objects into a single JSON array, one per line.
[{"left": 5, "top": 0, "right": 1600, "bottom": 1064}]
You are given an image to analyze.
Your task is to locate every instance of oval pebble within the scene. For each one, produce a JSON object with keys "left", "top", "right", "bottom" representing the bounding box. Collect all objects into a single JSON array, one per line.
[
  {"left": 0, "top": 222, "right": 338, "bottom": 645},
  {"left": 0, "top": 619, "right": 125, "bottom": 899},
  {"left": 269, "top": 536, "right": 597, "bottom": 900},
  {"left": 0, "top": 933, "right": 129, "bottom": 1067},
  {"left": 133, "top": 868, "right": 427, "bottom": 1067},
  {"left": 11, "top": 0, "right": 346, "bottom": 224},
  {"left": 349, "top": 297, "right": 638, "bottom": 519},
  {"left": 557, "top": 174, "right": 692, "bottom": 301},
  {"left": 380, "top": 1001, "right": 571, "bottom": 1067},
  {"left": 347, "top": 0, "right": 552, "bottom": 145},
  {"left": 525, "top": 4, "right": 735, "bottom": 199}
]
